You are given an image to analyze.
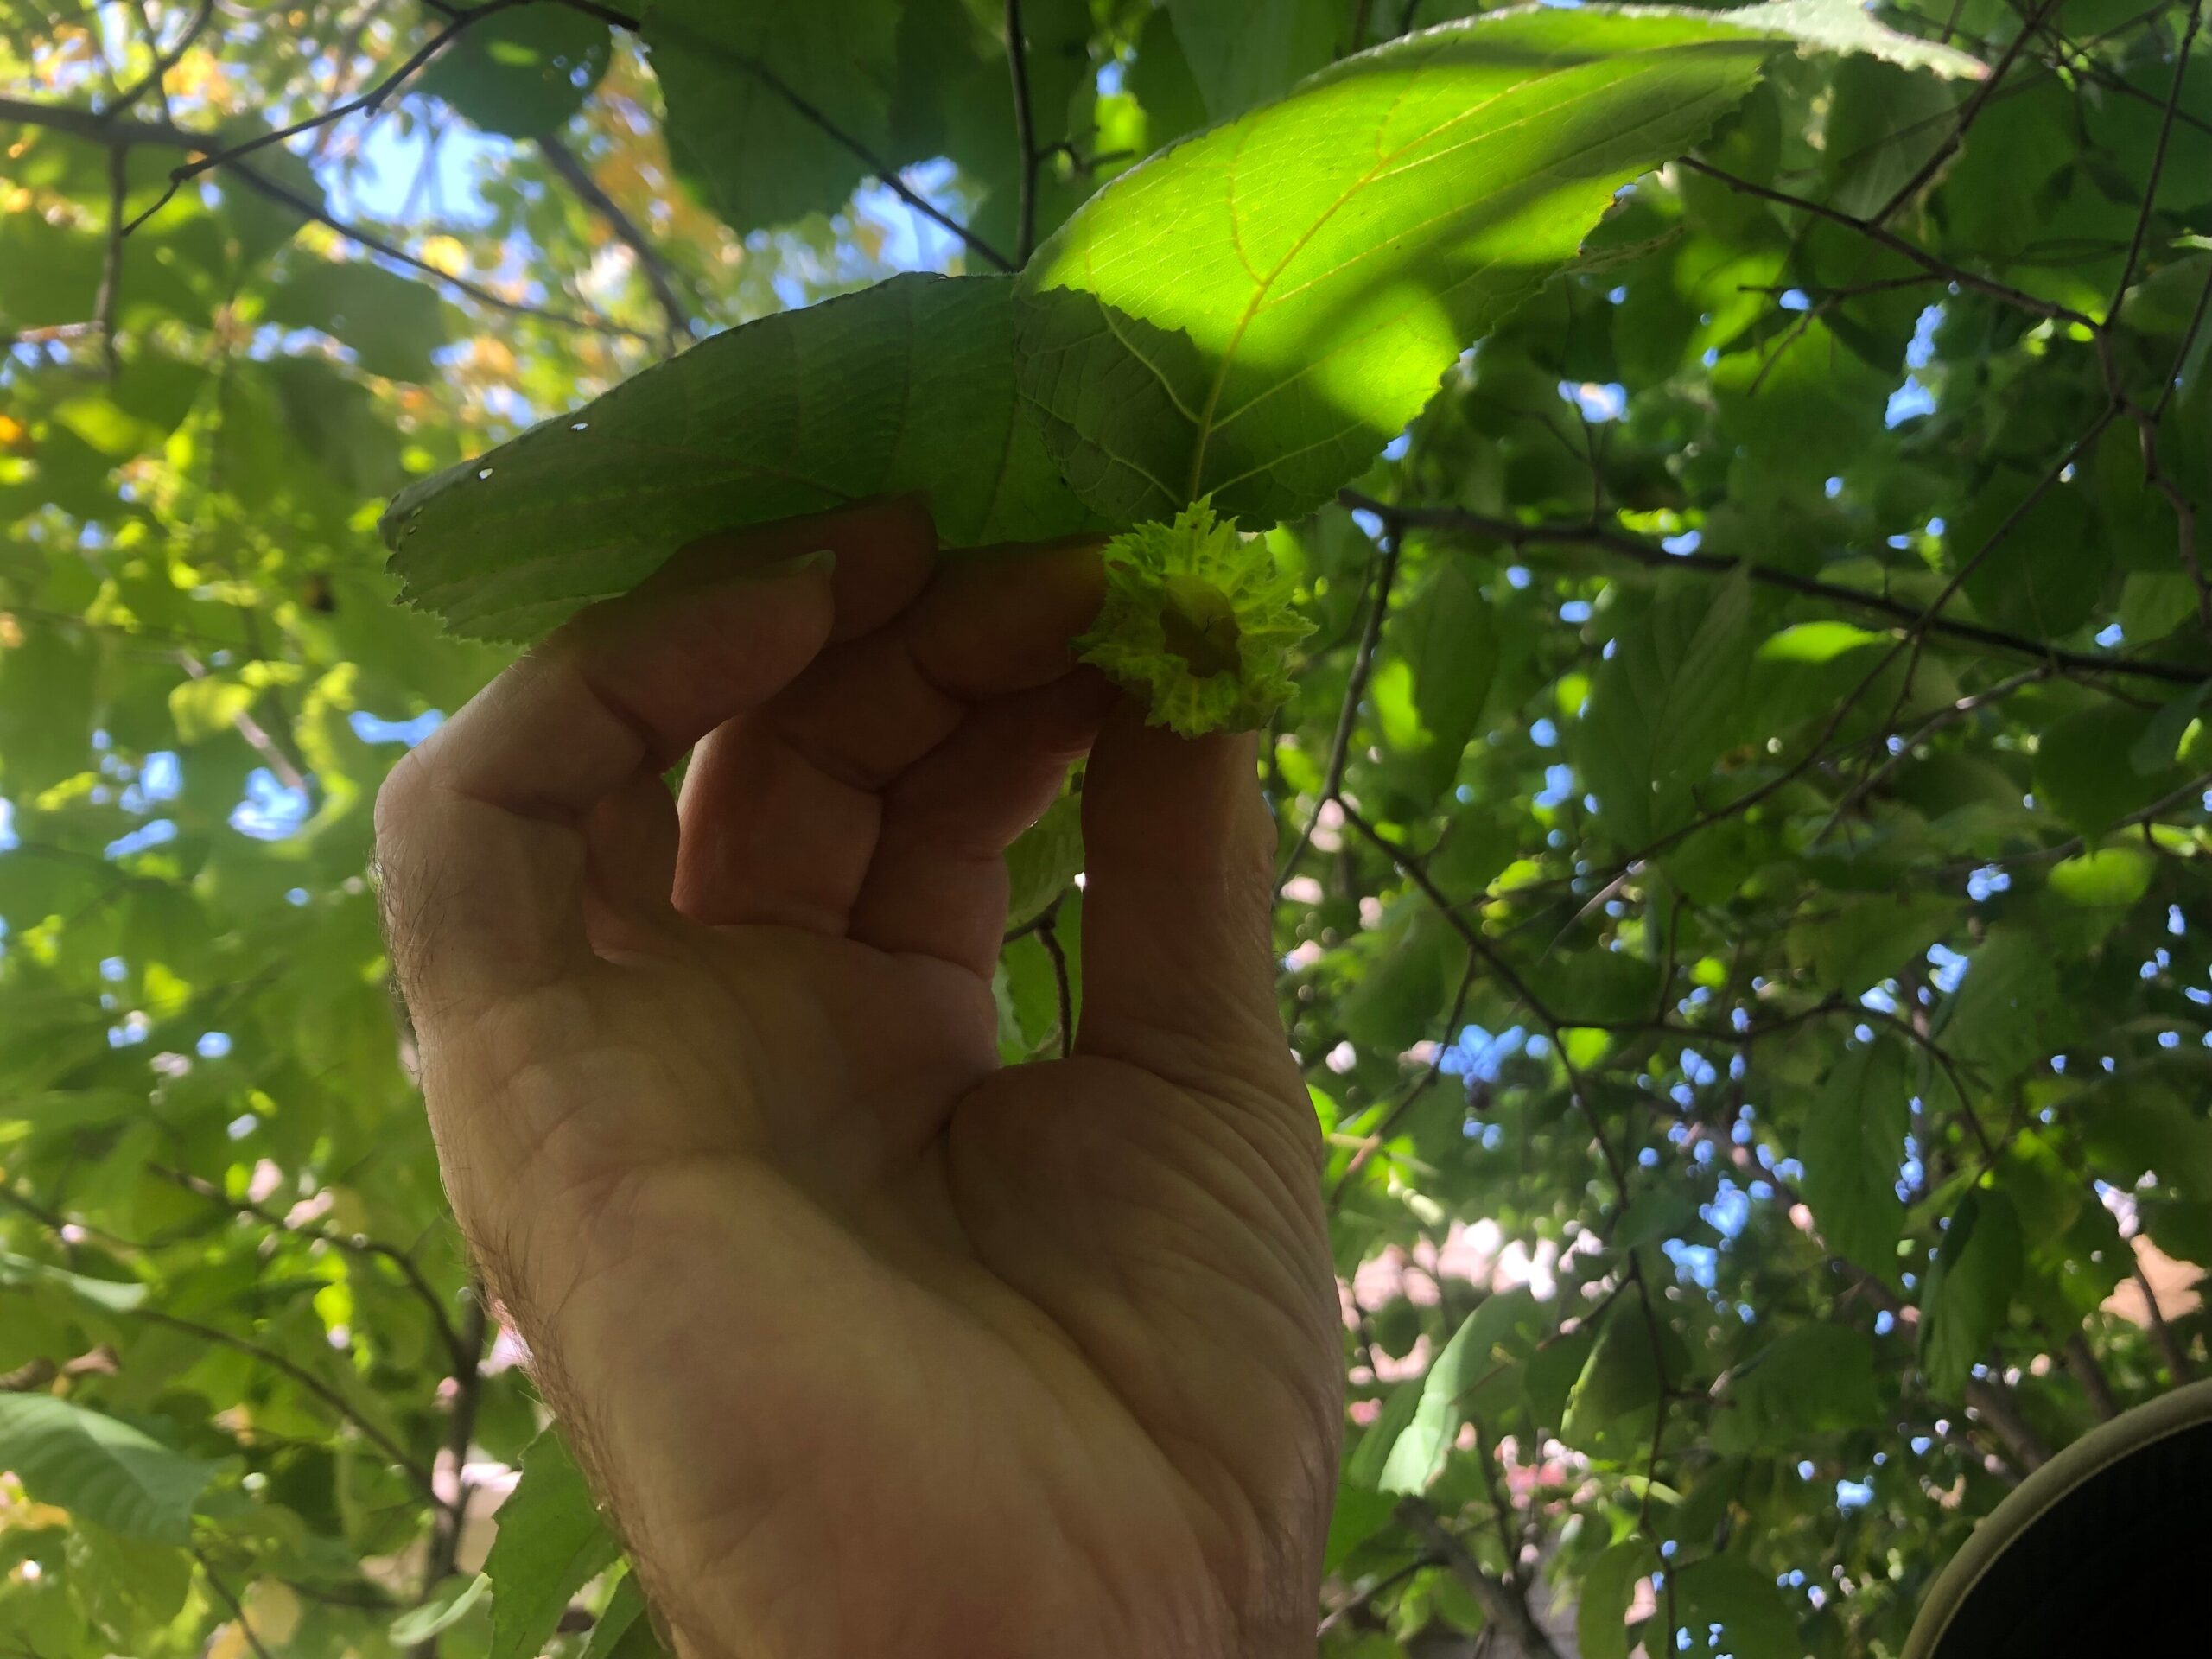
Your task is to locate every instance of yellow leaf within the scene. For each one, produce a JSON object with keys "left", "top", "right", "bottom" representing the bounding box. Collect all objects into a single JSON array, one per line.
[{"left": 418, "top": 233, "right": 468, "bottom": 276}]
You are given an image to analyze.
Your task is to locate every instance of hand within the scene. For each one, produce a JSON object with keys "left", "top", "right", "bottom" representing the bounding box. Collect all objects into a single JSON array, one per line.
[{"left": 373, "top": 500, "right": 1343, "bottom": 1659}]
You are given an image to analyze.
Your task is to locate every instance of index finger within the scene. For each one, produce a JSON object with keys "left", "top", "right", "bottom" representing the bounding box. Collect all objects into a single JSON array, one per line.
[{"left": 374, "top": 499, "right": 934, "bottom": 1010}]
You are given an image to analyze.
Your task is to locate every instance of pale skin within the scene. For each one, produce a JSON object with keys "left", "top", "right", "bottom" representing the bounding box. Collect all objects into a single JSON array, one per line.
[{"left": 373, "top": 499, "right": 1344, "bottom": 1658}]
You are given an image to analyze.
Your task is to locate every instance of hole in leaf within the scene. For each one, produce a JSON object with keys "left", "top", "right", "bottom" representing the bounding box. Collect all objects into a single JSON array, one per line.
[{"left": 476, "top": 467, "right": 493, "bottom": 480}]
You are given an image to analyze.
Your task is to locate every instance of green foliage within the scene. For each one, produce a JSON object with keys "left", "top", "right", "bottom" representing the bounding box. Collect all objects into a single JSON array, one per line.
[
  {"left": 3, "top": 1, "right": 2211, "bottom": 1656},
  {"left": 0, "top": 1394, "right": 219, "bottom": 1544},
  {"left": 486, "top": 1434, "right": 623, "bottom": 1659},
  {"left": 383, "top": 274, "right": 1097, "bottom": 638}
]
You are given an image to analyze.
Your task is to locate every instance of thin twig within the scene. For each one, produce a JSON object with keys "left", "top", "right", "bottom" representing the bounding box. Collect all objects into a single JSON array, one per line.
[
  {"left": 2106, "top": 0, "right": 2202, "bottom": 321},
  {"left": 1329, "top": 951, "right": 1481, "bottom": 1205},
  {"left": 1677, "top": 156, "right": 2095, "bottom": 328},
  {"left": 647, "top": 16, "right": 1014, "bottom": 271},
  {"left": 0, "top": 95, "right": 650, "bottom": 339},
  {"left": 1338, "top": 492, "right": 2206, "bottom": 688},
  {"left": 196, "top": 1552, "right": 278, "bottom": 1659},
  {"left": 1037, "top": 902, "right": 1073, "bottom": 1059},
  {"left": 1005, "top": 0, "right": 1039, "bottom": 266},
  {"left": 1278, "top": 521, "right": 1407, "bottom": 892},
  {"left": 1396, "top": 1500, "right": 1564, "bottom": 1659},
  {"left": 125, "top": 0, "right": 548, "bottom": 234},
  {"left": 1870, "top": 0, "right": 2071, "bottom": 223},
  {"left": 110, "top": 0, "right": 214, "bottom": 117},
  {"left": 535, "top": 130, "right": 692, "bottom": 350},
  {"left": 92, "top": 141, "right": 127, "bottom": 379},
  {"left": 151, "top": 1165, "right": 470, "bottom": 1372},
  {"left": 409, "top": 1287, "right": 489, "bottom": 1659},
  {"left": 136, "top": 1310, "right": 438, "bottom": 1495},
  {"left": 1338, "top": 803, "right": 1632, "bottom": 1194},
  {"left": 2133, "top": 1262, "right": 2196, "bottom": 1383},
  {"left": 1315, "top": 1551, "right": 1440, "bottom": 1637}
]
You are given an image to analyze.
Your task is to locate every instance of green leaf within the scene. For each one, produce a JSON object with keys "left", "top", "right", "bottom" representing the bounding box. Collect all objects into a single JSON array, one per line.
[
  {"left": 1400, "top": 562, "right": 1498, "bottom": 792},
  {"left": 0, "top": 1394, "right": 220, "bottom": 1544},
  {"left": 2045, "top": 845, "right": 2155, "bottom": 909},
  {"left": 1166, "top": 0, "right": 1343, "bottom": 119},
  {"left": 1579, "top": 569, "right": 1754, "bottom": 848},
  {"left": 1715, "top": 1324, "right": 1882, "bottom": 1452},
  {"left": 1016, "top": 6, "right": 1785, "bottom": 526},
  {"left": 645, "top": 0, "right": 900, "bottom": 234},
  {"left": 1936, "top": 925, "right": 2064, "bottom": 1079},
  {"left": 1378, "top": 1288, "right": 1537, "bottom": 1493},
  {"left": 1561, "top": 1302, "right": 1664, "bottom": 1448},
  {"left": 168, "top": 676, "right": 254, "bottom": 745},
  {"left": 2078, "top": 1086, "right": 2212, "bottom": 1199},
  {"left": 1754, "top": 620, "right": 1887, "bottom": 664},
  {"left": 258, "top": 258, "right": 454, "bottom": 383},
  {"left": 380, "top": 274, "right": 1098, "bottom": 639},
  {"left": 1127, "top": 5, "right": 1211, "bottom": 147},
  {"left": 1796, "top": 1038, "right": 1909, "bottom": 1274},
  {"left": 0, "top": 1250, "right": 147, "bottom": 1313},
  {"left": 1918, "top": 1187, "right": 2023, "bottom": 1397},
  {"left": 1003, "top": 794, "right": 1084, "bottom": 931},
  {"left": 389, "top": 1573, "right": 492, "bottom": 1645},
  {"left": 1787, "top": 893, "right": 1954, "bottom": 996},
  {"left": 1345, "top": 1376, "right": 1426, "bottom": 1491},
  {"left": 485, "top": 1430, "right": 621, "bottom": 1659},
  {"left": 2037, "top": 702, "right": 2190, "bottom": 838},
  {"left": 1578, "top": 1539, "right": 1649, "bottom": 1659},
  {"left": 582, "top": 1573, "right": 665, "bottom": 1659},
  {"left": 1953, "top": 471, "right": 2102, "bottom": 640},
  {"left": 415, "top": 5, "right": 612, "bottom": 137},
  {"left": 1672, "top": 1552, "right": 1799, "bottom": 1656}
]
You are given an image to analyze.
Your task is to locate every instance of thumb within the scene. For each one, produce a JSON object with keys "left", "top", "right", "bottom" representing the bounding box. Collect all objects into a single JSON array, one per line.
[{"left": 1075, "top": 701, "right": 1293, "bottom": 1096}]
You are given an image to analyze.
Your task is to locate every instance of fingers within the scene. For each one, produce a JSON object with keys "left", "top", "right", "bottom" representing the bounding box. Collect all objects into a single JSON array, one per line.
[
  {"left": 846, "top": 669, "right": 1116, "bottom": 975},
  {"left": 1074, "top": 705, "right": 1294, "bottom": 1093},
  {"left": 376, "top": 499, "right": 934, "bottom": 1014},
  {"left": 673, "top": 541, "right": 1103, "bottom": 932}
]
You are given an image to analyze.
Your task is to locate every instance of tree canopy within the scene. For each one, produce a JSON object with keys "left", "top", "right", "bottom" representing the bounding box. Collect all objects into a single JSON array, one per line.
[{"left": 2, "top": 3, "right": 2209, "bottom": 1656}]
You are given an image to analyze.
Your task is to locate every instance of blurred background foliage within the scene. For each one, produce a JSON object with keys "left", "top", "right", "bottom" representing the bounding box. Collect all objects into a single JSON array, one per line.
[{"left": 1, "top": 2, "right": 2209, "bottom": 1656}]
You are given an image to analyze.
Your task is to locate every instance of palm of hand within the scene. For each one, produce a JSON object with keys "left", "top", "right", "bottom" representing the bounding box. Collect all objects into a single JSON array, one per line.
[{"left": 378, "top": 505, "right": 1340, "bottom": 1659}]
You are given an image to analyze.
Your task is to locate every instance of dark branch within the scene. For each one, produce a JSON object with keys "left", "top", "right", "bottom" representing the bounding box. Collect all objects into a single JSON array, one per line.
[
  {"left": 2106, "top": 0, "right": 2202, "bottom": 319},
  {"left": 1870, "top": 0, "right": 2071, "bottom": 223},
  {"left": 535, "top": 130, "right": 693, "bottom": 350},
  {"left": 124, "top": 0, "right": 549, "bottom": 235},
  {"left": 1005, "top": 0, "right": 1039, "bottom": 266},
  {"left": 0, "top": 94, "right": 652, "bottom": 339},
  {"left": 1396, "top": 1500, "right": 1565, "bottom": 1659},
  {"left": 1677, "top": 156, "right": 2095, "bottom": 328},
  {"left": 1339, "top": 491, "right": 2209, "bottom": 688}
]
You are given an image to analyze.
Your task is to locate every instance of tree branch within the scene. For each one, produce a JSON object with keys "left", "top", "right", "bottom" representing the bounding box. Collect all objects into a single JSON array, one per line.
[
  {"left": 1338, "top": 491, "right": 2208, "bottom": 688},
  {"left": 1005, "top": 0, "right": 1039, "bottom": 265},
  {"left": 196, "top": 1552, "right": 278, "bottom": 1659},
  {"left": 410, "top": 1287, "right": 489, "bottom": 1659},
  {"left": 1278, "top": 520, "right": 1406, "bottom": 892},
  {"left": 135, "top": 1310, "right": 439, "bottom": 1496},
  {"left": 646, "top": 16, "right": 1015, "bottom": 271},
  {"left": 1396, "top": 1499, "right": 1564, "bottom": 1659},
  {"left": 0, "top": 94, "right": 652, "bottom": 339},
  {"left": 124, "top": 0, "right": 550, "bottom": 233},
  {"left": 1676, "top": 156, "right": 2095, "bottom": 328},
  {"left": 150, "top": 1164, "right": 471, "bottom": 1374},
  {"left": 2107, "top": 0, "right": 2202, "bottom": 320},
  {"left": 534, "top": 130, "right": 692, "bottom": 350},
  {"left": 1870, "top": 0, "right": 2071, "bottom": 223}
]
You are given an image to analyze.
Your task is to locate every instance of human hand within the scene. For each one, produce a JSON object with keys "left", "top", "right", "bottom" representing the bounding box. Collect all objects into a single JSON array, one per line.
[{"left": 373, "top": 499, "right": 1342, "bottom": 1658}]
